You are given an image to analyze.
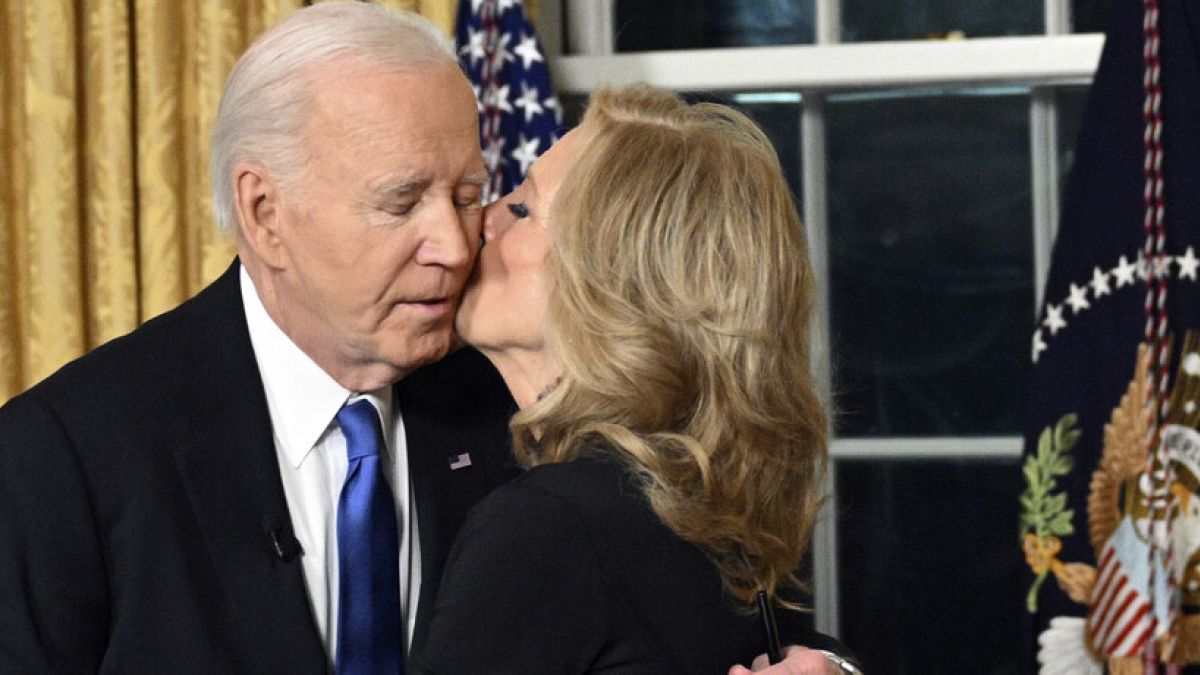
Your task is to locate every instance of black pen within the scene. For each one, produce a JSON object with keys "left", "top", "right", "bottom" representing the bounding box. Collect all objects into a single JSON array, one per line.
[{"left": 755, "top": 590, "right": 783, "bottom": 665}]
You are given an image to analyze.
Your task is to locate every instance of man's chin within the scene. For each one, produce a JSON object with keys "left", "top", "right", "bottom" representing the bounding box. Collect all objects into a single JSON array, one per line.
[{"left": 386, "top": 329, "right": 454, "bottom": 374}]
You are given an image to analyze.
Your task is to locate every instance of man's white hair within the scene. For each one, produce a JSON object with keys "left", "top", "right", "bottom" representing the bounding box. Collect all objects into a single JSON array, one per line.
[{"left": 210, "top": 1, "right": 458, "bottom": 235}]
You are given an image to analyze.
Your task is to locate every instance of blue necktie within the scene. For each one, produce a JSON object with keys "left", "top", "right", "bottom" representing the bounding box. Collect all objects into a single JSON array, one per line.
[{"left": 335, "top": 399, "right": 403, "bottom": 674}]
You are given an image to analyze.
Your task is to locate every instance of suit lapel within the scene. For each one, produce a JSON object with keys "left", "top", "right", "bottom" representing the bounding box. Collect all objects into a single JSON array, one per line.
[
  {"left": 168, "top": 262, "right": 326, "bottom": 672},
  {"left": 399, "top": 347, "right": 519, "bottom": 653}
]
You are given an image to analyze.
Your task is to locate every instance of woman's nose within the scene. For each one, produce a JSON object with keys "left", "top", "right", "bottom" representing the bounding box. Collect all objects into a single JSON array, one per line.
[{"left": 482, "top": 200, "right": 513, "bottom": 243}]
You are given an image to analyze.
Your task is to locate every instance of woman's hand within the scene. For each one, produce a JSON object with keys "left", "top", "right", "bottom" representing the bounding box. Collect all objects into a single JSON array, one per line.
[{"left": 728, "top": 645, "right": 845, "bottom": 675}]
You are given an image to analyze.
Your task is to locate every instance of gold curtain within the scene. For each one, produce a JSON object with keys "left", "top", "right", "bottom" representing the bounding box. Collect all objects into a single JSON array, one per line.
[{"left": 0, "top": 0, "right": 461, "bottom": 403}]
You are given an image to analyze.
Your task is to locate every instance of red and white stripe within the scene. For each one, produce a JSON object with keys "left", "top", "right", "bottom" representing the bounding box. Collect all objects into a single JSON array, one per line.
[{"left": 1089, "top": 545, "right": 1156, "bottom": 657}]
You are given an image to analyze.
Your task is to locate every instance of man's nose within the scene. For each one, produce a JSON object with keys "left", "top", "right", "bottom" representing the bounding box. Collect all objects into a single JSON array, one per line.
[{"left": 415, "top": 200, "right": 473, "bottom": 269}]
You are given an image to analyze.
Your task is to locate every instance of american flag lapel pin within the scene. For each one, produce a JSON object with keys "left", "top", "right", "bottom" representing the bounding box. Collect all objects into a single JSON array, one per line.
[{"left": 448, "top": 452, "right": 472, "bottom": 470}]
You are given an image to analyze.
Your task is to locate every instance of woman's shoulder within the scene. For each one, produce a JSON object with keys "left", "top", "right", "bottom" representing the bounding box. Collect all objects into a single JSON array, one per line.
[
  {"left": 440, "top": 451, "right": 771, "bottom": 673},
  {"left": 455, "top": 453, "right": 630, "bottom": 543},
  {"left": 513, "top": 449, "right": 628, "bottom": 483},
  {"left": 460, "top": 451, "right": 668, "bottom": 584},
  {"left": 501, "top": 451, "right": 645, "bottom": 517},
  {"left": 485, "top": 453, "right": 720, "bottom": 594}
]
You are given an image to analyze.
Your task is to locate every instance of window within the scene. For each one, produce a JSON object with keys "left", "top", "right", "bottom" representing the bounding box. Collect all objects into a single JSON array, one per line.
[
  {"left": 613, "top": 0, "right": 816, "bottom": 50},
  {"left": 836, "top": 457, "right": 1024, "bottom": 672},
  {"left": 841, "top": 0, "right": 1041, "bottom": 41},
  {"left": 827, "top": 88, "right": 1033, "bottom": 437}
]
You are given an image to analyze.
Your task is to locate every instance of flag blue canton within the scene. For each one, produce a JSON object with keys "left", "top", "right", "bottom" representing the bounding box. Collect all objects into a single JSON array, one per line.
[{"left": 456, "top": 0, "right": 562, "bottom": 203}]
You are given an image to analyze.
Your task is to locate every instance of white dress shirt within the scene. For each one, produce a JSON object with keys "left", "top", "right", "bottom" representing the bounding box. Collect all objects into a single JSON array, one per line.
[{"left": 239, "top": 267, "right": 421, "bottom": 665}]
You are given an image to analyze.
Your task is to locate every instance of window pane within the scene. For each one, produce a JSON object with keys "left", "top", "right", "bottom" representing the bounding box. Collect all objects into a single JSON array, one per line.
[
  {"left": 613, "top": 0, "right": 815, "bottom": 52},
  {"left": 836, "top": 457, "right": 1024, "bottom": 673},
  {"left": 1072, "top": 0, "right": 1117, "bottom": 33},
  {"left": 840, "top": 0, "right": 1041, "bottom": 42},
  {"left": 827, "top": 88, "right": 1033, "bottom": 436}
]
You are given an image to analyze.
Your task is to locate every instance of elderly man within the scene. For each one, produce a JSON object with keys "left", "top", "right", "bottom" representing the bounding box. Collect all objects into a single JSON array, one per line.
[
  {"left": 0, "top": 5, "right": 512, "bottom": 672},
  {"left": 0, "top": 4, "right": 850, "bottom": 674}
]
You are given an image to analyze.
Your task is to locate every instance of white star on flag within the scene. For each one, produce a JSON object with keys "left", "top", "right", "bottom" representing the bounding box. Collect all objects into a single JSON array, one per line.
[
  {"left": 1113, "top": 255, "right": 1138, "bottom": 287},
  {"left": 1178, "top": 246, "right": 1200, "bottom": 280},
  {"left": 485, "top": 84, "right": 513, "bottom": 114},
  {"left": 514, "top": 82, "right": 544, "bottom": 122},
  {"left": 511, "top": 134, "right": 540, "bottom": 174},
  {"left": 461, "top": 26, "right": 486, "bottom": 66},
  {"left": 513, "top": 33, "right": 544, "bottom": 70},
  {"left": 1090, "top": 266, "right": 1111, "bottom": 298},
  {"left": 1065, "top": 283, "right": 1091, "bottom": 314},
  {"left": 1043, "top": 303, "right": 1067, "bottom": 335}
]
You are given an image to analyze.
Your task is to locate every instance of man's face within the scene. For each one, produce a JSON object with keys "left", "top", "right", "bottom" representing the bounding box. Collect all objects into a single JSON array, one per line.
[{"left": 270, "top": 62, "right": 484, "bottom": 387}]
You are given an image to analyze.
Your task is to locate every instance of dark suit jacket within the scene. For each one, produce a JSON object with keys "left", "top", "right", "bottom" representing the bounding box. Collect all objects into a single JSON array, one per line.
[
  {"left": 0, "top": 261, "right": 518, "bottom": 673},
  {"left": 412, "top": 452, "right": 843, "bottom": 674}
]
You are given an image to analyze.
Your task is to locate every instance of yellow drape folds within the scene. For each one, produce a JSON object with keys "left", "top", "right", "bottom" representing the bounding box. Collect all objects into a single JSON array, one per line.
[
  {"left": 373, "top": 0, "right": 456, "bottom": 37},
  {"left": 0, "top": 0, "right": 461, "bottom": 403}
]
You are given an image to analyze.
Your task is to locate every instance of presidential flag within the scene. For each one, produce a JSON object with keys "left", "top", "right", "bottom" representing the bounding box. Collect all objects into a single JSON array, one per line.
[
  {"left": 1019, "top": 0, "right": 1200, "bottom": 671},
  {"left": 456, "top": 0, "right": 562, "bottom": 203}
]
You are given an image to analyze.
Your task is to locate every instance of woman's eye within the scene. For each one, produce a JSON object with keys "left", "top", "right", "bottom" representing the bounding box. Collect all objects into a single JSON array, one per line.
[{"left": 507, "top": 202, "right": 530, "bottom": 219}]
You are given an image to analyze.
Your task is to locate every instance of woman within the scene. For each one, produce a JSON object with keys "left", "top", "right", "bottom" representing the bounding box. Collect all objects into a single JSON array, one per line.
[{"left": 415, "top": 85, "right": 843, "bottom": 674}]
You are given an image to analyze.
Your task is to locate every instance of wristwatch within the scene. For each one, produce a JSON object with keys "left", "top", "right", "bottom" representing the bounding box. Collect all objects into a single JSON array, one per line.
[{"left": 817, "top": 649, "right": 863, "bottom": 674}]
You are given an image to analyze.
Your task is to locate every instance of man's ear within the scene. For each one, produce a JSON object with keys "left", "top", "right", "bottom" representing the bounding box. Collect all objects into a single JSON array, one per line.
[{"left": 233, "top": 161, "right": 288, "bottom": 269}]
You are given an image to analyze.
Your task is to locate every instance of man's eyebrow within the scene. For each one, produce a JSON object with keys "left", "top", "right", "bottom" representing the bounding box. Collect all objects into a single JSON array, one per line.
[
  {"left": 376, "top": 179, "right": 426, "bottom": 196},
  {"left": 461, "top": 172, "right": 489, "bottom": 187}
]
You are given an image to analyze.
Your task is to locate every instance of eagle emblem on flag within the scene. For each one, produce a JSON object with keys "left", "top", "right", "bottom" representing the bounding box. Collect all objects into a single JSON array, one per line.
[{"left": 1023, "top": 341, "right": 1200, "bottom": 671}]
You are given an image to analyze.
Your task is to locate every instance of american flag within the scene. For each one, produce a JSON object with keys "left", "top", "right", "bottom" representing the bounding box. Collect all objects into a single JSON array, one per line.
[
  {"left": 1087, "top": 518, "right": 1171, "bottom": 658},
  {"left": 1020, "top": 0, "right": 1200, "bottom": 668},
  {"left": 455, "top": 0, "right": 563, "bottom": 204}
]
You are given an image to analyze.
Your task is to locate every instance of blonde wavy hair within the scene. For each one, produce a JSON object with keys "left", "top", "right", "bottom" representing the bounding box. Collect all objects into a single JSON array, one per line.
[{"left": 511, "top": 85, "right": 829, "bottom": 607}]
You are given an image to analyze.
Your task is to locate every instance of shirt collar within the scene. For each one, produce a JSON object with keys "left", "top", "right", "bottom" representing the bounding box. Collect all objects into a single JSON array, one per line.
[
  {"left": 241, "top": 266, "right": 392, "bottom": 468},
  {"left": 347, "top": 388, "right": 395, "bottom": 453}
]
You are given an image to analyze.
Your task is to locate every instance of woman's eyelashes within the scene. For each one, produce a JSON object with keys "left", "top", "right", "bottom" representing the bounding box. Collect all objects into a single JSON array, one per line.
[{"left": 507, "top": 201, "right": 530, "bottom": 219}]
